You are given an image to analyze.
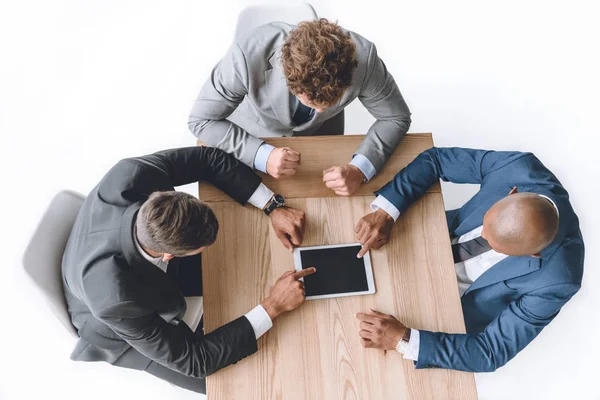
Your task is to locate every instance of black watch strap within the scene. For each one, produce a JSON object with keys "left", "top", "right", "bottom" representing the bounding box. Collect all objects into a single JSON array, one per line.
[{"left": 264, "top": 194, "right": 285, "bottom": 216}]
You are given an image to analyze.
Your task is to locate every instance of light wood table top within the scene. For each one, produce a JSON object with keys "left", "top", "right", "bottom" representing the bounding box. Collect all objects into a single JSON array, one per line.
[
  {"left": 197, "top": 134, "right": 440, "bottom": 202},
  {"left": 199, "top": 134, "right": 477, "bottom": 400}
]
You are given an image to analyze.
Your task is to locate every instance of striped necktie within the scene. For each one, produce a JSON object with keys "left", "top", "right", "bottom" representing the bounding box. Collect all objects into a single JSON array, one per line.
[{"left": 451, "top": 236, "right": 493, "bottom": 263}]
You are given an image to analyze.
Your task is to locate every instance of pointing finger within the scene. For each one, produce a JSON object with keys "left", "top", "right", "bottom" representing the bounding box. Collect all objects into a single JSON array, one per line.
[
  {"left": 357, "top": 243, "right": 370, "bottom": 258},
  {"left": 357, "top": 235, "right": 377, "bottom": 258},
  {"left": 293, "top": 267, "right": 317, "bottom": 280}
]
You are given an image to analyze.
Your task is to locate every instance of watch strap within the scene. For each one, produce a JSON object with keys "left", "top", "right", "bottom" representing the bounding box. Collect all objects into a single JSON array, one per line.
[{"left": 395, "top": 328, "right": 412, "bottom": 354}]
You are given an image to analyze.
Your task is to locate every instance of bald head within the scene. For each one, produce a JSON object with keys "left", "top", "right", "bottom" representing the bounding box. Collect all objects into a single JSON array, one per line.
[{"left": 482, "top": 192, "right": 559, "bottom": 256}]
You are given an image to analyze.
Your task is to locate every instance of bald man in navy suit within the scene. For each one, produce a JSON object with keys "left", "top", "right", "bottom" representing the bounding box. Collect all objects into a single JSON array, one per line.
[{"left": 354, "top": 148, "right": 584, "bottom": 372}]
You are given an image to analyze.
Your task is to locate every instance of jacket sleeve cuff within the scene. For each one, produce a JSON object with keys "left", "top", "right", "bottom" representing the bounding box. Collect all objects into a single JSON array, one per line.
[
  {"left": 350, "top": 154, "right": 377, "bottom": 182},
  {"left": 402, "top": 329, "right": 420, "bottom": 361},
  {"left": 370, "top": 195, "right": 401, "bottom": 221},
  {"left": 244, "top": 305, "right": 273, "bottom": 340},
  {"left": 253, "top": 143, "right": 276, "bottom": 173},
  {"left": 246, "top": 183, "right": 274, "bottom": 210}
]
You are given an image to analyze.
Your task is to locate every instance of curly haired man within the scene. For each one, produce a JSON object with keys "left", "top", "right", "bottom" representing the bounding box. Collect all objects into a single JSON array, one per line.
[{"left": 189, "top": 19, "right": 411, "bottom": 196}]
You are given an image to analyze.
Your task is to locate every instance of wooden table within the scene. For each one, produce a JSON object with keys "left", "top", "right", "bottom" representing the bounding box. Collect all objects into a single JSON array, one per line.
[{"left": 198, "top": 134, "right": 478, "bottom": 400}]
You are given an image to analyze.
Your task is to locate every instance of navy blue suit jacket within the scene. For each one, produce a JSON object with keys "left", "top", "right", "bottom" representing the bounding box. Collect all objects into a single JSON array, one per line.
[{"left": 377, "top": 147, "right": 584, "bottom": 372}]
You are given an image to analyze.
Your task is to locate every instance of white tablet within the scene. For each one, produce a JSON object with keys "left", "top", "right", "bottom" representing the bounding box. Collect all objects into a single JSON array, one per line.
[{"left": 293, "top": 243, "right": 376, "bottom": 300}]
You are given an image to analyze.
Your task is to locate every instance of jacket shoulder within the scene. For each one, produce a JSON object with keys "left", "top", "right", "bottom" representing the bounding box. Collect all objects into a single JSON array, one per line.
[
  {"left": 235, "top": 22, "right": 292, "bottom": 57},
  {"left": 543, "top": 233, "right": 584, "bottom": 286},
  {"left": 79, "top": 255, "right": 140, "bottom": 315}
]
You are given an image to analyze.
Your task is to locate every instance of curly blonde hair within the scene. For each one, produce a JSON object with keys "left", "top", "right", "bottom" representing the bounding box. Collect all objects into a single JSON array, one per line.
[{"left": 281, "top": 19, "right": 358, "bottom": 108}]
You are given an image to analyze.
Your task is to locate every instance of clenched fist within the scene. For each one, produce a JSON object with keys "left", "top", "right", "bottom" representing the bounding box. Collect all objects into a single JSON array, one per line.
[
  {"left": 323, "top": 164, "right": 365, "bottom": 196},
  {"left": 266, "top": 147, "right": 301, "bottom": 178}
]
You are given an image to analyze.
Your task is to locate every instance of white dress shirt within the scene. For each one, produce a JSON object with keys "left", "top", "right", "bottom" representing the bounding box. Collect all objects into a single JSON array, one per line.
[
  {"left": 371, "top": 194, "right": 559, "bottom": 361},
  {"left": 132, "top": 183, "right": 275, "bottom": 339}
]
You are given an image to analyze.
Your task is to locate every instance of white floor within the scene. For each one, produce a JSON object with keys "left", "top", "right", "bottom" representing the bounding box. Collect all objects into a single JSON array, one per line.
[{"left": 1, "top": 1, "right": 599, "bottom": 399}]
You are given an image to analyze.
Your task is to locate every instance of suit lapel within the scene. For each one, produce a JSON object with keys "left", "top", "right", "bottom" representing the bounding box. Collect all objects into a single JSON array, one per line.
[
  {"left": 464, "top": 256, "right": 541, "bottom": 296},
  {"left": 264, "top": 50, "right": 293, "bottom": 127}
]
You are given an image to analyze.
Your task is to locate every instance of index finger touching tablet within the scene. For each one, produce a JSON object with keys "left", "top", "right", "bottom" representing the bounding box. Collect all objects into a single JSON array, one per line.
[{"left": 294, "top": 267, "right": 317, "bottom": 280}]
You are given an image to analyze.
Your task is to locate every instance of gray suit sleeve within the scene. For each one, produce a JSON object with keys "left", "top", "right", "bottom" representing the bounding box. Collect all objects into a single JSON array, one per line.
[
  {"left": 356, "top": 43, "right": 412, "bottom": 173},
  {"left": 188, "top": 43, "right": 264, "bottom": 167}
]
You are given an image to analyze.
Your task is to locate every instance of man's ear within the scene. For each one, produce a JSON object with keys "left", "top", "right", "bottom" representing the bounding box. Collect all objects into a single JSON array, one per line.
[
  {"left": 162, "top": 253, "right": 175, "bottom": 262},
  {"left": 508, "top": 186, "right": 518, "bottom": 195}
]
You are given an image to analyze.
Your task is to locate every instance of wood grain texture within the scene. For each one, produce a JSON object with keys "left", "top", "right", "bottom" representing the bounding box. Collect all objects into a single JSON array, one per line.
[
  {"left": 198, "top": 133, "right": 440, "bottom": 202},
  {"left": 202, "top": 194, "right": 477, "bottom": 400}
]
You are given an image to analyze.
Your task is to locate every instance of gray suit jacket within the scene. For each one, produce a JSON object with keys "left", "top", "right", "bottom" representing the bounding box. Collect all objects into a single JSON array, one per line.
[
  {"left": 62, "top": 147, "right": 262, "bottom": 377},
  {"left": 188, "top": 22, "right": 411, "bottom": 172}
]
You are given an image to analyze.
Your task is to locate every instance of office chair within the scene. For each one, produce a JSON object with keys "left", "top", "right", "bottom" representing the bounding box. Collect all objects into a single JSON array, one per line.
[{"left": 23, "top": 190, "right": 85, "bottom": 339}]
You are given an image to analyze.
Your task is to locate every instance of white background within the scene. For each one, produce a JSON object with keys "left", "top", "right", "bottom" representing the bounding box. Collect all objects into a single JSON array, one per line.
[{"left": 1, "top": 0, "right": 598, "bottom": 399}]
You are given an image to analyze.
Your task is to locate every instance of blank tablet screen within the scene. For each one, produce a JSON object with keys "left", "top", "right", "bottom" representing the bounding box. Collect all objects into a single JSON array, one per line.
[{"left": 299, "top": 245, "right": 369, "bottom": 296}]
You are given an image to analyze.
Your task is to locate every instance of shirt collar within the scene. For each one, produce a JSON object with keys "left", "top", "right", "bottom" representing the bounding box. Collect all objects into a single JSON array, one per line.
[
  {"left": 133, "top": 226, "right": 169, "bottom": 273},
  {"left": 538, "top": 194, "right": 560, "bottom": 216}
]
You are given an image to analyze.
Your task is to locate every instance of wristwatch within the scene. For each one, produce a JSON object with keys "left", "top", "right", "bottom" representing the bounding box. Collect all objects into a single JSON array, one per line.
[
  {"left": 395, "top": 328, "right": 412, "bottom": 354},
  {"left": 263, "top": 194, "right": 286, "bottom": 216}
]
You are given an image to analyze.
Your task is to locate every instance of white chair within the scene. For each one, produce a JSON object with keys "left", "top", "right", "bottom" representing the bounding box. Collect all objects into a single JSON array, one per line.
[
  {"left": 234, "top": 2, "right": 318, "bottom": 42},
  {"left": 23, "top": 190, "right": 85, "bottom": 339}
]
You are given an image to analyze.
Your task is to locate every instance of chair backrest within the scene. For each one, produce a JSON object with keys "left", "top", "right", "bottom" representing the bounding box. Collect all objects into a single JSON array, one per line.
[
  {"left": 23, "top": 190, "right": 85, "bottom": 339},
  {"left": 234, "top": 3, "right": 318, "bottom": 42}
]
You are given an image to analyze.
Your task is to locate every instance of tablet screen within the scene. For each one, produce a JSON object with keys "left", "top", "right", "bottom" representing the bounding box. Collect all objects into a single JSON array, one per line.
[{"left": 299, "top": 245, "right": 369, "bottom": 296}]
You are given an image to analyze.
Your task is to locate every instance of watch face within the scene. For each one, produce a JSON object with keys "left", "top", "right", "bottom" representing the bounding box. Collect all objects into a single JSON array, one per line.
[{"left": 274, "top": 194, "right": 285, "bottom": 205}]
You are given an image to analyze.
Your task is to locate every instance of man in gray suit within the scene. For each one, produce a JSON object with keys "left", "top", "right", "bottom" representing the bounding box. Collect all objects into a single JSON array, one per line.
[
  {"left": 189, "top": 19, "right": 411, "bottom": 196},
  {"left": 62, "top": 146, "right": 314, "bottom": 393}
]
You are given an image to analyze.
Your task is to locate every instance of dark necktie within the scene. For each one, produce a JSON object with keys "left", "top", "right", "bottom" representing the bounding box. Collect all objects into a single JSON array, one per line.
[
  {"left": 451, "top": 236, "right": 493, "bottom": 263},
  {"left": 292, "top": 101, "right": 314, "bottom": 126}
]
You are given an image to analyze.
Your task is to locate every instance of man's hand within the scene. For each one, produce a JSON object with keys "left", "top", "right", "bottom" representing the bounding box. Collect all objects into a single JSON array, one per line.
[
  {"left": 323, "top": 164, "right": 365, "bottom": 196},
  {"left": 266, "top": 147, "right": 301, "bottom": 179},
  {"left": 269, "top": 207, "right": 306, "bottom": 251},
  {"left": 355, "top": 209, "right": 394, "bottom": 258},
  {"left": 261, "top": 268, "right": 317, "bottom": 320},
  {"left": 356, "top": 309, "right": 407, "bottom": 350}
]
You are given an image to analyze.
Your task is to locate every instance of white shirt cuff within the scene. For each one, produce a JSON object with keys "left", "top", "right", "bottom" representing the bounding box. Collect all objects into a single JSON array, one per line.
[
  {"left": 370, "top": 195, "right": 401, "bottom": 222},
  {"left": 253, "top": 143, "right": 276, "bottom": 173},
  {"left": 244, "top": 305, "right": 273, "bottom": 340},
  {"left": 402, "top": 329, "right": 420, "bottom": 361},
  {"left": 349, "top": 154, "right": 377, "bottom": 182},
  {"left": 247, "top": 183, "right": 274, "bottom": 210}
]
